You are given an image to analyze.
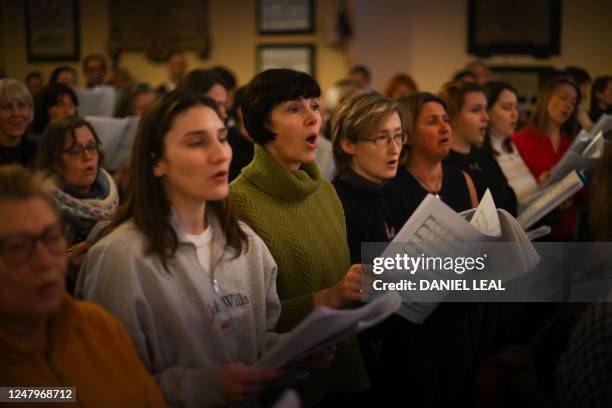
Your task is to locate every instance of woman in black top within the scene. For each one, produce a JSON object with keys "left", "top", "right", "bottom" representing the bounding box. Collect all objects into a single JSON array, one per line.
[
  {"left": 331, "top": 92, "right": 403, "bottom": 264},
  {"left": 440, "top": 81, "right": 518, "bottom": 215},
  {"left": 384, "top": 92, "right": 478, "bottom": 234}
]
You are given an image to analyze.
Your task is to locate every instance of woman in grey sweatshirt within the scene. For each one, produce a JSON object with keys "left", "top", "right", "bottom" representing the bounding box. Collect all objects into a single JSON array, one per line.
[{"left": 77, "top": 92, "right": 282, "bottom": 407}]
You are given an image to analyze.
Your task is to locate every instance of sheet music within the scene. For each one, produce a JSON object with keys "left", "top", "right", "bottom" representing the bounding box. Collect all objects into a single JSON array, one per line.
[
  {"left": 105, "top": 116, "right": 140, "bottom": 171},
  {"left": 583, "top": 131, "right": 604, "bottom": 157},
  {"left": 518, "top": 171, "right": 584, "bottom": 229},
  {"left": 387, "top": 194, "right": 540, "bottom": 323},
  {"left": 86, "top": 116, "right": 129, "bottom": 164},
  {"left": 86, "top": 116, "right": 140, "bottom": 171},
  {"left": 469, "top": 189, "right": 501, "bottom": 237},
  {"left": 254, "top": 291, "right": 400, "bottom": 369},
  {"left": 590, "top": 114, "right": 612, "bottom": 136},
  {"left": 75, "top": 85, "right": 117, "bottom": 117},
  {"left": 543, "top": 125, "right": 605, "bottom": 188}
]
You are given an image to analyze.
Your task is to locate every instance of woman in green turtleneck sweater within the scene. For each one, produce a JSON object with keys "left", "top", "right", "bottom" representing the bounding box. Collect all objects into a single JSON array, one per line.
[{"left": 230, "top": 69, "right": 369, "bottom": 405}]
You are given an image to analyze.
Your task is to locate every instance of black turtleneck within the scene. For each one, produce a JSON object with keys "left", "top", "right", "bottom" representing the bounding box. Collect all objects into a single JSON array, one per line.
[{"left": 333, "top": 170, "right": 392, "bottom": 264}]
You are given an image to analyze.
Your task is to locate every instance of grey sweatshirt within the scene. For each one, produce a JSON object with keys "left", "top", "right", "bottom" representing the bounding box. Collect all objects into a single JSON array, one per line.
[{"left": 76, "top": 215, "right": 281, "bottom": 407}]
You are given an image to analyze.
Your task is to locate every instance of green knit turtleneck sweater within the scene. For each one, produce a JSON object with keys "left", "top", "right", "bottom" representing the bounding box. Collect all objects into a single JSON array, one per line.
[{"left": 230, "top": 145, "right": 369, "bottom": 402}]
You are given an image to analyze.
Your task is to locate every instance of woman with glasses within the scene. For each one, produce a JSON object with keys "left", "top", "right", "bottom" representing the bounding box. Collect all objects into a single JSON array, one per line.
[
  {"left": 331, "top": 92, "right": 403, "bottom": 263},
  {"left": 35, "top": 117, "right": 118, "bottom": 290},
  {"left": 77, "top": 92, "right": 283, "bottom": 407},
  {"left": 383, "top": 92, "right": 478, "bottom": 234},
  {"left": 230, "top": 69, "right": 369, "bottom": 405},
  {"left": 0, "top": 165, "right": 166, "bottom": 406}
]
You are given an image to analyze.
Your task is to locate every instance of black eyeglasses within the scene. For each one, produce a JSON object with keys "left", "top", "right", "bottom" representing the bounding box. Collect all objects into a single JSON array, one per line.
[
  {"left": 62, "top": 143, "right": 99, "bottom": 160},
  {"left": 359, "top": 131, "right": 407, "bottom": 149},
  {"left": 0, "top": 224, "right": 67, "bottom": 267}
]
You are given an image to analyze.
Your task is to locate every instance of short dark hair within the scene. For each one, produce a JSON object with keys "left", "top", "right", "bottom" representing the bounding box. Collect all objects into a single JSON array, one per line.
[
  {"left": 26, "top": 71, "right": 43, "bottom": 83},
  {"left": 49, "top": 66, "right": 77, "bottom": 85},
  {"left": 452, "top": 69, "right": 477, "bottom": 83},
  {"left": 31, "top": 83, "right": 79, "bottom": 134},
  {"left": 241, "top": 68, "right": 321, "bottom": 145},
  {"left": 210, "top": 66, "right": 237, "bottom": 90},
  {"left": 564, "top": 66, "right": 591, "bottom": 86},
  {"left": 176, "top": 69, "right": 226, "bottom": 95},
  {"left": 82, "top": 54, "right": 107, "bottom": 73},
  {"left": 590, "top": 75, "right": 612, "bottom": 113},
  {"left": 350, "top": 65, "right": 371, "bottom": 81},
  {"left": 35, "top": 117, "right": 104, "bottom": 182}
]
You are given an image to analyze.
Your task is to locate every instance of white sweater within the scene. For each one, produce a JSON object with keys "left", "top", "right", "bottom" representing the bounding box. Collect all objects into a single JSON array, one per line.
[
  {"left": 76, "top": 214, "right": 281, "bottom": 407},
  {"left": 490, "top": 131, "right": 538, "bottom": 204}
]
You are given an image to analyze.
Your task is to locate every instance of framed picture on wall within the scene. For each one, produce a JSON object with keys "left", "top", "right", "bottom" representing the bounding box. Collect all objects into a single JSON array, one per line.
[
  {"left": 25, "top": 0, "right": 80, "bottom": 62},
  {"left": 468, "top": 0, "right": 561, "bottom": 57},
  {"left": 257, "top": 0, "right": 315, "bottom": 34},
  {"left": 257, "top": 44, "right": 315, "bottom": 76}
]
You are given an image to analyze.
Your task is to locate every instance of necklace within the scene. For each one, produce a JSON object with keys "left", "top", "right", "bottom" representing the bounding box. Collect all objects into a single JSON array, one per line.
[{"left": 408, "top": 167, "right": 443, "bottom": 199}]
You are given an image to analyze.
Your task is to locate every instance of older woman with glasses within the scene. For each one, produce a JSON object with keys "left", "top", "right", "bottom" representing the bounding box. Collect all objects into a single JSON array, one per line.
[
  {"left": 0, "top": 165, "right": 166, "bottom": 406},
  {"left": 35, "top": 117, "right": 118, "bottom": 289}
]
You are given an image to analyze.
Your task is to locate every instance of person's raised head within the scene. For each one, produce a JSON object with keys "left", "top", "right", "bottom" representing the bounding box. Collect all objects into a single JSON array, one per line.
[
  {"left": 484, "top": 81, "right": 519, "bottom": 138},
  {"left": 332, "top": 92, "right": 402, "bottom": 182},
  {"left": 399, "top": 92, "right": 452, "bottom": 162},
  {"left": 31, "top": 83, "right": 78, "bottom": 134},
  {"left": 177, "top": 69, "right": 229, "bottom": 119},
  {"left": 241, "top": 69, "right": 321, "bottom": 171},
  {"left": 529, "top": 75, "right": 580, "bottom": 138},
  {"left": 36, "top": 117, "right": 103, "bottom": 195},
  {"left": 0, "top": 164, "right": 67, "bottom": 324},
  {"left": 0, "top": 79, "right": 34, "bottom": 149},
  {"left": 439, "top": 81, "right": 488, "bottom": 149},
  {"left": 111, "top": 91, "right": 246, "bottom": 268}
]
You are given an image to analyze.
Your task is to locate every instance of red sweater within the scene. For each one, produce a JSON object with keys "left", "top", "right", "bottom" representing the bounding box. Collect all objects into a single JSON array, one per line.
[
  {"left": 512, "top": 124, "right": 570, "bottom": 181},
  {"left": 513, "top": 125, "right": 577, "bottom": 239}
]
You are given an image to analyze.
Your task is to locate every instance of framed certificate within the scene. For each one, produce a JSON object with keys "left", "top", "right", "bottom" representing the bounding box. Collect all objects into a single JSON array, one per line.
[
  {"left": 257, "top": 0, "right": 314, "bottom": 34},
  {"left": 468, "top": 0, "right": 561, "bottom": 57},
  {"left": 257, "top": 44, "right": 315, "bottom": 77},
  {"left": 25, "top": 0, "right": 80, "bottom": 62}
]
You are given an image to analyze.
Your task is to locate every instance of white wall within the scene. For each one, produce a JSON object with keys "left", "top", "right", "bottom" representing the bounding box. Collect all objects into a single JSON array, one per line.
[{"left": 352, "top": 0, "right": 612, "bottom": 93}]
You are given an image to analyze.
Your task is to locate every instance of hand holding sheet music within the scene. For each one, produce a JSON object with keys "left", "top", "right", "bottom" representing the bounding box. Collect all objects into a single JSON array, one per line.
[
  {"left": 384, "top": 190, "right": 539, "bottom": 324},
  {"left": 542, "top": 114, "right": 610, "bottom": 188},
  {"left": 518, "top": 171, "right": 584, "bottom": 229},
  {"left": 254, "top": 291, "right": 400, "bottom": 369}
]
